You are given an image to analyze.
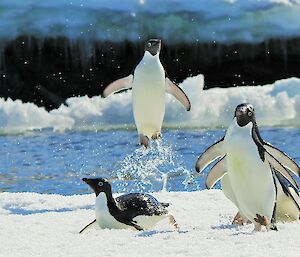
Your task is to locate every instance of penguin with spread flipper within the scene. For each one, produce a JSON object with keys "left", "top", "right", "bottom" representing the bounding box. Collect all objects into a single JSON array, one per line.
[
  {"left": 103, "top": 39, "right": 191, "bottom": 148},
  {"left": 195, "top": 103, "right": 300, "bottom": 231}
]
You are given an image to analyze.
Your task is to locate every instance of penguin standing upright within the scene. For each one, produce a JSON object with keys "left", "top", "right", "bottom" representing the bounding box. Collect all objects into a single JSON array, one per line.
[
  {"left": 195, "top": 103, "right": 300, "bottom": 231},
  {"left": 103, "top": 39, "right": 191, "bottom": 148},
  {"left": 80, "top": 178, "right": 178, "bottom": 233}
]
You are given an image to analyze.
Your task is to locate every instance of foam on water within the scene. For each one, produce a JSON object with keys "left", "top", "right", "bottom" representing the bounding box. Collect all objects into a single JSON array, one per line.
[{"left": 1, "top": 75, "right": 300, "bottom": 134}]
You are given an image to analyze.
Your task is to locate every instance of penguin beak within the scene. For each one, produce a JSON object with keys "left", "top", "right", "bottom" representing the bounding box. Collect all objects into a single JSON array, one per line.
[
  {"left": 82, "top": 178, "right": 100, "bottom": 196},
  {"left": 82, "top": 178, "right": 92, "bottom": 187}
]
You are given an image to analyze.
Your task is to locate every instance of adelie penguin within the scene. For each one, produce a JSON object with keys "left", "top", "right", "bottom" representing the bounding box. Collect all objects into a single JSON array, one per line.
[
  {"left": 103, "top": 39, "right": 191, "bottom": 148},
  {"left": 195, "top": 103, "right": 300, "bottom": 231},
  {"left": 79, "top": 178, "right": 179, "bottom": 233}
]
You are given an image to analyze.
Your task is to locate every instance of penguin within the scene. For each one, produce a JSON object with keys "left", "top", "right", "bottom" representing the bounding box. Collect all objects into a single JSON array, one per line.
[
  {"left": 103, "top": 39, "right": 191, "bottom": 148},
  {"left": 79, "top": 178, "right": 178, "bottom": 233},
  {"left": 195, "top": 103, "right": 300, "bottom": 231}
]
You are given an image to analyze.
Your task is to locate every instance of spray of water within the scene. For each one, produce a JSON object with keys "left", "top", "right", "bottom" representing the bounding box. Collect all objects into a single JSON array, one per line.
[{"left": 112, "top": 139, "right": 193, "bottom": 193}]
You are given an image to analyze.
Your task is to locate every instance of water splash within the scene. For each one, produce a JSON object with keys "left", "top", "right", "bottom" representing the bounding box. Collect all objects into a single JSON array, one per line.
[{"left": 112, "top": 139, "right": 193, "bottom": 193}]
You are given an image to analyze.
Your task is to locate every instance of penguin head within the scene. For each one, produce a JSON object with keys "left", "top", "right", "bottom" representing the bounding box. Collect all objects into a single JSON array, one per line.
[
  {"left": 234, "top": 103, "right": 255, "bottom": 127},
  {"left": 144, "top": 39, "right": 161, "bottom": 56},
  {"left": 82, "top": 177, "right": 111, "bottom": 196}
]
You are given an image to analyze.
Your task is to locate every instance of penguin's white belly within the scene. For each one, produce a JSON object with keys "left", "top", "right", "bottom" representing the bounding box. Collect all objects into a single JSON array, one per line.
[
  {"left": 134, "top": 214, "right": 167, "bottom": 230},
  {"left": 95, "top": 194, "right": 131, "bottom": 230},
  {"left": 132, "top": 54, "right": 166, "bottom": 138},
  {"left": 221, "top": 174, "right": 239, "bottom": 208},
  {"left": 95, "top": 194, "right": 166, "bottom": 230},
  {"left": 224, "top": 123, "right": 276, "bottom": 222},
  {"left": 132, "top": 81, "right": 165, "bottom": 138}
]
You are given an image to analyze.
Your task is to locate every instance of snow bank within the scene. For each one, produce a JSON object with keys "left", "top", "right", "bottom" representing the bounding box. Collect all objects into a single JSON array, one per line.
[
  {"left": 0, "top": 0, "right": 300, "bottom": 43},
  {"left": 1, "top": 190, "right": 299, "bottom": 257},
  {"left": 1, "top": 75, "right": 300, "bottom": 134}
]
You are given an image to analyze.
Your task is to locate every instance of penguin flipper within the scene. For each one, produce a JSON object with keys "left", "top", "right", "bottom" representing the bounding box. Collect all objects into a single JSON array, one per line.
[
  {"left": 275, "top": 172, "right": 300, "bottom": 211},
  {"left": 131, "top": 222, "right": 144, "bottom": 231},
  {"left": 206, "top": 155, "right": 227, "bottom": 189},
  {"left": 103, "top": 75, "right": 133, "bottom": 97},
  {"left": 264, "top": 143, "right": 300, "bottom": 177},
  {"left": 79, "top": 219, "right": 97, "bottom": 233},
  {"left": 123, "top": 220, "right": 144, "bottom": 231},
  {"left": 165, "top": 78, "right": 191, "bottom": 111},
  {"left": 265, "top": 151, "right": 298, "bottom": 190},
  {"left": 195, "top": 137, "right": 224, "bottom": 173}
]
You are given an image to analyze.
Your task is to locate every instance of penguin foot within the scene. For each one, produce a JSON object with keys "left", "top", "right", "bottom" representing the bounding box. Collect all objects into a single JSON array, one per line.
[
  {"left": 168, "top": 214, "right": 179, "bottom": 229},
  {"left": 151, "top": 132, "right": 162, "bottom": 140},
  {"left": 232, "top": 212, "right": 248, "bottom": 225},
  {"left": 254, "top": 214, "right": 268, "bottom": 226},
  {"left": 139, "top": 134, "right": 150, "bottom": 149}
]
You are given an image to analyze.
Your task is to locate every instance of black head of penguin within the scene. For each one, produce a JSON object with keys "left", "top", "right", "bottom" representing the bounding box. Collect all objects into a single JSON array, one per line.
[
  {"left": 234, "top": 103, "right": 255, "bottom": 127},
  {"left": 82, "top": 178, "right": 111, "bottom": 197},
  {"left": 144, "top": 39, "right": 161, "bottom": 56}
]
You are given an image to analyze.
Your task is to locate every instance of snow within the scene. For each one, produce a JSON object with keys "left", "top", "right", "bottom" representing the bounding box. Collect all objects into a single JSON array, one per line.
[
  {"left": 0, "top": 0, "right": 300, "bottom": 43},
  {"left": 1, "top": 75, "right": 300, "bottom": 134},
  {"left": 1, "top": 190, "right": 300, "bottom": 257}
]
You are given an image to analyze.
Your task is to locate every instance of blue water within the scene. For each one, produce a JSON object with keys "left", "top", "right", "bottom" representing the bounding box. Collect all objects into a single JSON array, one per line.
[{"left": 0, "top": 128, "right": 299, "bottom": 195}]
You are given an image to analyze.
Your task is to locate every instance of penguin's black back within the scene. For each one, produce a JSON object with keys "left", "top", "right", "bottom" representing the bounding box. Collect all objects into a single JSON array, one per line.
[{"left": 113, "top": 193, "right": 169, "bottom": 220}]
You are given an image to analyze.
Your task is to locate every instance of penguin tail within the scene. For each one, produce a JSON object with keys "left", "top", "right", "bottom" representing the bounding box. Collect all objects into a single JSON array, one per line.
[{"left": 270, "top": 225, "right": 278, "bottom": 231}]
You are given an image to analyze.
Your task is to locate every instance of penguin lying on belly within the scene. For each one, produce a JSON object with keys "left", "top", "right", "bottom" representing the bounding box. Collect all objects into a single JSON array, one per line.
[
  {"left": 102, "top": 39, "right": 191, "bottom": 148},
  {"left": 195, "top": 103, "right": 300, "bottom": 231},
  {"left": 80, "top": 178, "right": 178, "bottom": 233}
]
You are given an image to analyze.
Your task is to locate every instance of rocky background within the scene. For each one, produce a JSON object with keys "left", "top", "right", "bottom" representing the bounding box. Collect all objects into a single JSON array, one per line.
[
  {"left": 1, "top": 1, "right": 300, "bottom": 110},
  {"left": 1, "top": 36, "right": 300, "bottom": 110}
]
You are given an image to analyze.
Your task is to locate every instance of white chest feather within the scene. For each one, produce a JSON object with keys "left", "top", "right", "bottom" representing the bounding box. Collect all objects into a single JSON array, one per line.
[
  {"left": 224, "top": 121, "right": 262, "bottom": 172},
  {"left": 132, "top": 52, "right": 166, "bottom": 136},
  {"left": 95, "top": 193, "right": 130, "bottom": 229},
  {"left": 94, "top": 193, "right": 167, "bottom": 230},
  {"left": 223, "top": 119, "right": 276, "bottom": 220},
  {"left": 133, "top": 51, "right": 165, "bottom": 87}
]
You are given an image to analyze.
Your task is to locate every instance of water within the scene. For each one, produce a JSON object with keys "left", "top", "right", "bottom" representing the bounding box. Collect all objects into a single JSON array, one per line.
[{"left": 0, "top": 128, "right": 299, "bottom": 195}]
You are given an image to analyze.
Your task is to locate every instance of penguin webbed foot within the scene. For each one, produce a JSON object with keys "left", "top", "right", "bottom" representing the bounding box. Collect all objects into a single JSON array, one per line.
[
  {"left": 168, "top": 214, "right": 179, "bottom": 229},
  {"left": 151, "top": 132, "right": 162, "bottom": 140},
  {"left": 254, "top": 214, "right": 268, "bottom": 226},
  {"left": 232, "top": 212, "right": 248, "bottom": 226},
  {"left": 139, "top": 134, "right": 150, "bottom": 149}
]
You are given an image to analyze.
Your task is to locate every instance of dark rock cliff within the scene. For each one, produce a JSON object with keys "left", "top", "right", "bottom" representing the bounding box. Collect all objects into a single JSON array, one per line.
[{"left": 1, "top": 36, "right": 300, "bottom": 110}]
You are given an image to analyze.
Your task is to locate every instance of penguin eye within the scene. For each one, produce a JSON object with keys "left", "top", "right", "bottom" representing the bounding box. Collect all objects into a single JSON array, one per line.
[
  {"left": 98, "top": 181, "right": 104, "bottom": 186},
  {"left": 147, "top": 42, "right": 151, "bottom": 48},
  {"left": 248, "top": 111, "right": 253, "bottom": 116}
]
